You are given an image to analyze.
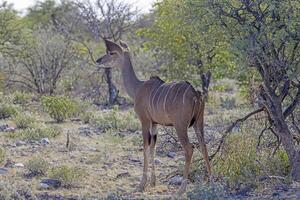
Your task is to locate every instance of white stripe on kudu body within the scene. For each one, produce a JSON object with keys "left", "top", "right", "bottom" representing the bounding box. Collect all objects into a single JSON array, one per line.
[
  {"left": 148, "top": 81, "right": 162, "bottom": 112},
  {"left": 182, "top": 84, "right": 191, "bottom": 105},
  {"left": 156, "top": 84, "right": 168, "bottom": 112},
  {"left": 163, "top": 82, "right": 177, "bottom": 113},
  {"left": 151, "top": 85, "right": 163, "bottom": 113},
  {"left": 172, "top": 84, "right": 187, "bottom": 104}
]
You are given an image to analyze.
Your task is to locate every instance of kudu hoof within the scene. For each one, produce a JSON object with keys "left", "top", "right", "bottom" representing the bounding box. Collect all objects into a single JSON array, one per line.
[
  {"left": 177, "top": 179, "right": 188, "bottom": 195},
  {"left": 137, "top": 178, "right": 147, "bottom": 192},
  {"left": 150, "top": 175, "right": 156, "bottom": 187}
]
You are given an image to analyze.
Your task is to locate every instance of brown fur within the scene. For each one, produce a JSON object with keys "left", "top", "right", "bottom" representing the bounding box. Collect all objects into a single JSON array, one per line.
[{"left": 96, "top": 39, "right": 211, "bottom": 194}]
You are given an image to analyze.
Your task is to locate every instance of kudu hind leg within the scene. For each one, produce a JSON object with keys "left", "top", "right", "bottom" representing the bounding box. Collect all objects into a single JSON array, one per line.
[
  {"left": 138, "top": 123, "right": 151, "bottom": 192},
  {"left": 194, "top": 124, "right": 211, "bottom": 178},
  {"left": 175, "top": 126, "right": 193, "bottom": 195}
]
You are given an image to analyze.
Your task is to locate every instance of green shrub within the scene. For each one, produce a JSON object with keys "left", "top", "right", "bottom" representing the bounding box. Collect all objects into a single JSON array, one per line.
[
  {"left": 213, "top": 132, "right": 291, "bottom": 187},
  {"left": 80, "top": 111, "right": 95, "bottom": 124},
  {"left": 41, "top": 96, "right": 77, "bottom": 123},
  {"left": 0, "top": 148, "right": 5, "bottom": 164},
  {"left": 13, "top": 113, "right": 36, "bottom": 129},
  {"left": 187, "top": 183, "right": 229, "bottom": 200},
  {"left": 26, "top": 157, "right": 49, "bottom": 176},
  {"left": 0, "top": 180, "right": 37, "bottom": 200},
  {"left": 13, "top": 91, "right": 31, "bottom": 105},
  {"left": 220, "top": 96, "right": 236, "bottom": 110},
  {"left": 18, "top": 125, "right": 62, "bottom": 141},
  {"left": 90, "top": 106, "right": 140, "bottom": 132},
  {"left": 49, "top": 165, "right": 85, "bottom": 188},
  {"left": 0, "top": 103, "right": 19, "bottom": 119},
  {"left": 213, "top": 133, "right": 259, "bottom": 186}
]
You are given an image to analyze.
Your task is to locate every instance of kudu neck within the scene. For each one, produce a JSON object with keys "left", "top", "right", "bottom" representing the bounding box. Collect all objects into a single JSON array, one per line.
[{"left": 120, "top": 52, "right": 142, "bottom": 99}]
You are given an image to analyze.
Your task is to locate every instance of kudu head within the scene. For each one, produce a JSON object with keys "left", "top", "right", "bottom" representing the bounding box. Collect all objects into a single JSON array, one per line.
[{"left": 96, "top": 39, "right": 129, "bottom": 68}]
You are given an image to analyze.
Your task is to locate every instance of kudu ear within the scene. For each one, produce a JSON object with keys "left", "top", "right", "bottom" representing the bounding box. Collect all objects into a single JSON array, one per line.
[
  {"left": 104, "top": 39, "right": 122, "bottom": 53},
  {"left": 119, "top": 40, "right": 129, "bottom": 50}
]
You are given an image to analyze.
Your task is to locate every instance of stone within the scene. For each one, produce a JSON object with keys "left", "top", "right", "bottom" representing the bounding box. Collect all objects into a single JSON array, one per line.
[
  {"left": 70, "top": 118, "right": 81, "bottom": 122},
  {"left": 168, "top": 175, "right": 182, "bottom": 185},
  {"left": 0, "top": 124, "right": 9, "bottom": 131},
  {"left": 116, "top": 172, "right": 130, "bottom": 179},
  {"left": 129, "top": 157, "right": 141, "bottom": 164},
  {"left": 0, "top": 124, "right": 15, "bottom": 132},
  {"left": 40, "top": 138, "right": 50, "bottom": 145},
  {"left": 0, "top": 168, "right": 8, "bottom": 174},
  {"left": 167, "top": 152, "right": 176, "bottom": 158},
  {"left": 13, "top": 163, "right": 24, "bottom": 168},
  {"left": 16, "top": 140, "right": 26, "bottom": 146},
  {"left": 79, "top": 127, "right": 93, "bottom": 137},
  {"left": 40, "top": 179, "right": 61, "bottom": 189},
  {"left": 80, "top": 156, "right": 88, "bottom": 163},
  {"left": 154, "top": 158, "right": 163, "bottom": 165}
]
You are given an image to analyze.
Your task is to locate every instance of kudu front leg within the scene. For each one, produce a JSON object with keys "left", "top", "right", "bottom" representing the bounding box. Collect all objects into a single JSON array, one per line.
[
  {"left": 149, "top": 126, "right": 157, "bottom": 187},
  {"left": 138, "top": 124, "right": 151, "bottom": 192}
]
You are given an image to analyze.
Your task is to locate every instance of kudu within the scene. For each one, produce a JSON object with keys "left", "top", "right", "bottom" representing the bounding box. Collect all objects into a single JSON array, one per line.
[{"left": 96, "top": 39, "right": 211, "bottom": 194}]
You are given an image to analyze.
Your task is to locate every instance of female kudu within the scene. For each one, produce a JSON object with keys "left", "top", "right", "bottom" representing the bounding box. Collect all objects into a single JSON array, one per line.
[{"left": 96, "top": 39, "right": 211, "bottom": 194}]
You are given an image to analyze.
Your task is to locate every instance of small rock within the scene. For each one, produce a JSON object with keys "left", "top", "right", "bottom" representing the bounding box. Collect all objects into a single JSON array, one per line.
[
  {"left": 0, "top": 124, "right": 9, "bottom": 131},
  {"left": 70, "top": 118, "right": 81, "bottom": 122},
  {"left": 5, "top": 127, "right": 15, "bottom": 132},
  {"left": 0, "top": 168, "right": 8, "bottom": 174},
  {"left": 16, "top": 140, "right": 26, "bottom": 146},
  {"left": 116, "top": 172, "right": 130, "bottom": 179},
  {"left": 40, "top": 179, "right": 61, "bottom": 189},
  {"left": 39, "top": 183, "right": 50, "bottom": 189},
  {"left": 0, "top": 124, "right": 15, "bottom": 132},
  {"left": 40, "top": 138, "right": 50, "bottom": 145},
  {"left": 79, "top": 127, "right": 93, "bottom": 136},
  {"left": 80, "top": 157, "right": 87, "bottom": 162},
  {"left": 167, "top": 152, "right": 176, "bottom": 158},
  {"left": 13, "top": 163, "right": 24, "bottom": 168},
  {"left": 129, "top": 157, "right": 141, "bottom": 163},
  {"left": 155, "top": 158, "right": 163, "bottom": 165},
  {"left": 169, "top": 175, "right": 182, "bottom": 185}
]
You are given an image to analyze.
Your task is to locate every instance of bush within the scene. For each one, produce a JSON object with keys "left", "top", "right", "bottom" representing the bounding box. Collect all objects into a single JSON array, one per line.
[
  {"left": 41, "top": 96, "right": 77, "bottom": 123},
  {"left": 0, "top": 148, "right": 5, "bottom": 164},
  {"left": 90, "top": 106, "right": 140, "bottom": 132},
  {"left": 187, "top": 183, "right": 229, "bottom": 200},
  {"left": 213, "top": 133, "right": 290, "bottom": 187},
  {"left": 80, "top": 112, "right": 94, "bottom": 124},
  {"left": 18, "top": 125, "right": 62, "bottom": 141},
  {"left": 13, "top": 113, "right": 36, "bottom": 129},
  {"left": 26, "top": 157, "right": 50, "bottom": 176},
  {"left": 49, "top": 165, "right": 85, "bottom": 188},
  {"left": 0, "top": 103, "right": 19, "bottom": 119},
  {"left": 13, "top": 91, "right": 31, "bottom": 105},
  {"left": 220, "top": 96, "right": 236, "bottom": 110},
  {"left": 0, "top": 180, "right": 37, "bottom": 200},
  {"left": 213, "top": 133, "right": 259, "bottom": 186}
]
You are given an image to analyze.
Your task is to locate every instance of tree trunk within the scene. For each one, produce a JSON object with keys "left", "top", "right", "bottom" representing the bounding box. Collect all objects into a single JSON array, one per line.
[
  {"left": 262, "top": 88, "right": 300, "bottom": 181},
  {"left": 104, "top": 68, "right": 119, "bottom": 105},
  {"left": 291, "top": 150, "right": 300, "bottom": 181}
]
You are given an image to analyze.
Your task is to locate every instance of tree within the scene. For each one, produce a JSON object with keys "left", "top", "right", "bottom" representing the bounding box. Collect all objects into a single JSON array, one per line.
[
  {"left": 0, "top": 1, "right": 24, "bottom": 56},
  {"left": 138, "top": 0, "right": 235, "bottom": 85},
  {"left": 6, "top": 27, "right": 81, "bottom": 94},
  {"left": 209, "top": 0, "right": 300, "bottom": 180},
  {"left": 75, "top": 0, "right": 137, "bottom": 105}
]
